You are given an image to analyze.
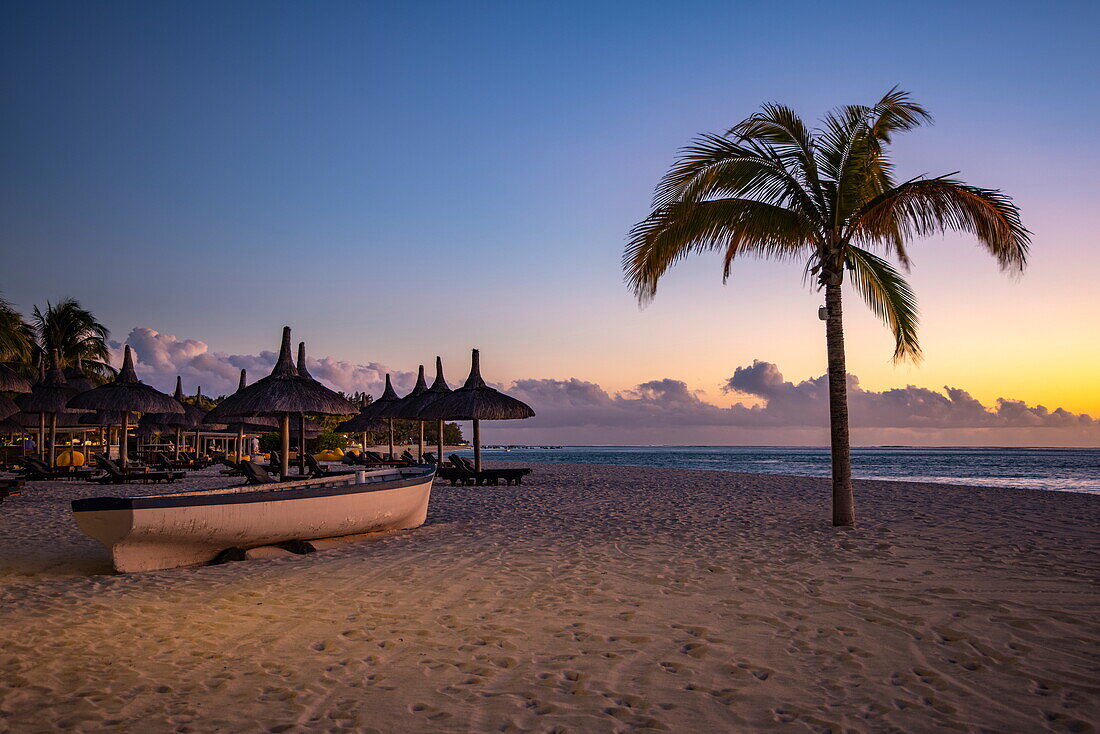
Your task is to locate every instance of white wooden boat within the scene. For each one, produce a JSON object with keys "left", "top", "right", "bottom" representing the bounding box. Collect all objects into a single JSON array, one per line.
[{"left": 71, "top": 465, "right": 436, "bottom": 573}]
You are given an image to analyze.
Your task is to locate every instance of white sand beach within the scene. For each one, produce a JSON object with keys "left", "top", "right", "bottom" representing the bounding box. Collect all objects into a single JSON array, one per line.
[{"left": 1, "top": 462, "right": 1097, "bottom": 733}]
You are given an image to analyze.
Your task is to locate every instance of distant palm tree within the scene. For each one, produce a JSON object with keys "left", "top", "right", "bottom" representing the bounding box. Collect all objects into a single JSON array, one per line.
[
  {"left": 624, "top": 88, "right": 1029, "bottom": 526},
  {"left": 0, "top": 292, "right": 32, "bottom": 365},
  {"left": 31, "top": 298, "right": 114, "bottom": 382}
]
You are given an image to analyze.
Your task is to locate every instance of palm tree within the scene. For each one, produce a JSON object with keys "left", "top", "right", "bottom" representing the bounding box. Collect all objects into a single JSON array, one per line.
[
  {"left": 624, "top": 88, "right": 1029, "bottom": 526},
  {"left": 0, "top": 292, "right": 32, "bottom": 365},
  {"left": 31, "top": 298, "right": 114, "bottom": 382}
]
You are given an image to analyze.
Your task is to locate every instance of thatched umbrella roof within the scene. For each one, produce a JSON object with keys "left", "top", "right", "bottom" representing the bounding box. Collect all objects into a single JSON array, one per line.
[
  {"left": 203, "top": 327, "right": 354, "bottom": 477},
  {"left": 142, "top": 376, "right": 206, "bottom": 428},
  {"left": 393, "top": 357, "right": 451, "bottom": 418},
  {"left": 78, "top": 409, "right": 130, "bottom": 426},
  {"left": 334, "top": 410, "right": 387, "bottom": 433},
  {"left": 205, "top": 328, "right": 356, "bottom": 422},
  {"left": 418, "top": 350, "right": 533, "bottom": 472},
  {"left": 418, "top": 350, "right": 534, "bottom": 421},
  {"left": 15, "top": 352, "right": 80, "bottom": 416},
  {"left": 0, "top": 364, "right": 32, "bottom": 393},
  {"left": 134, "top": 421, "right": 171, "bottom": 437},
  {"left": 13, "top": 411, "right": 90, "bottom": 428},
  {"left": 218, "top": 370, "right": 279, "bottom": 431},
  {"left": 69, "top": 346, "right": 184, "bottom": 415},
  {"left": 63, "top": 356, "right": 96, "bottom": 393},
  {"left": 0, "top": 415, "right": 25, "bottom": 433},
  {"left": 350, "top": 374, "right": 403, "bottom": 420},
  {"left": 0, "top": 394, "right": 18, "bottom": 421}
]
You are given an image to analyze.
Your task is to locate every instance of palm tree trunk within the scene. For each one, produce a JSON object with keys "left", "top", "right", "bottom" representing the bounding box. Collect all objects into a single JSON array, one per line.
[{"left": 824, "top": 283, "right": 855, "bottom": 526}]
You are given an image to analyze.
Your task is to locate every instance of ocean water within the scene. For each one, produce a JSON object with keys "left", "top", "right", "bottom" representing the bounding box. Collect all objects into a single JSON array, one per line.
[{"left": 463, "top": 446, "right": 1100, "bottom": 495}]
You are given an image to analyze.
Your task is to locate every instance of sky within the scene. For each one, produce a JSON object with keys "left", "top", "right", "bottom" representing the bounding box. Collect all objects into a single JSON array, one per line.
[{"left": 2, "top": 1, "right": 1098, "bottom": 445}]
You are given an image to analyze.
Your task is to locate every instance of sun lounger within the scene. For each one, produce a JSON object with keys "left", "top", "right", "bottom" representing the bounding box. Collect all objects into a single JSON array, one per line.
[
  {"left": 94, "top": 455, "right": 184, "bottom": 484},
  {"left": 437, "top": 454, "right": 531, "bottom": 486},
  {"left": 153, "top": 452, "right": 193, "bottom": 472},
  {"left": 304, "top": 454, "right": 351, "bottom": 478},
  {"left": 18, "top": 457, "right": 95, "bottom": 481},
  {"left": 240, "top": 461, "right": 280, "bottom": 485}
]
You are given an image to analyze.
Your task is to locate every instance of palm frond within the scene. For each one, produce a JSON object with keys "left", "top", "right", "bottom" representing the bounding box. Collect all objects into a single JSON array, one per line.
[
  {"left": 851, "top": 177, "right": 1030, "bottom": 271},
  {"left": 0, "top": 293, "right": 32, "bottom": 363},
  {"left": 845, "top": 246, "right": 921, "bottom": 361},
  {"left": 625, "top": 198, "right": 814, "bottom": 302},
  {"left": 652, "top": 134, "right": 822, "bottom": 223},
  {"left": 31, "top": 298, "right": 113, "bottom": 375},
  {"left": 868, "top": 86, "right": 933, "bottom": 143},
  {"left": 729, "top": 103, "right": 825, "bottom": 215}
]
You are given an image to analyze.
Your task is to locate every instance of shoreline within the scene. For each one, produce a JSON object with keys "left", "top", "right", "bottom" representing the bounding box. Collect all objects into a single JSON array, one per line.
[{"left": 2, "top": 461, "right": 1097, "bottom": 731}]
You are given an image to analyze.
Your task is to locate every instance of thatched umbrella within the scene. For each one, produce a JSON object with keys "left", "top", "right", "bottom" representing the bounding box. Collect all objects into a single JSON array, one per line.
[
  {"left": 78, "top": 409, "right": 128, "bottom": 458},
  {"left": 334, "top": 401, "right": 387, "bottom": 457},
  {"left": 394, "top": 356, "right": 452, "bottom": 465},
  {"left": 0, "top": 364, "right": 32, "bottom": 394},
  {"left": 140, "top": 376, "right": 208, "bottom": 459},
  {"left": 294, "top": 341, "right": 319, "bottom": 472},
  {"left": 204, "top": 327, "right": 355, "bottom": 478},
  {"left": 63, "top": 356, "right": 97, "bottom": 394},
  {"left": 68, "top": 345, "right": 183, "bottom": 468},
  {"left": 418, "top": 349, "right": 534, "bottom": 471},
  {"left": 0, "top": 392, "right": 18, "bottom": 422},
  {"left": 14, "top": 351, "right": 81, "bottom": 466},
  {"left": 190, "top": 386, "right": 226, "bottom": 459},
  {"left": 392, "top": 364, "right": 430, "bottom": 461},
  {"left": 218, "top": 369, "right": 279, "bottom": 460},
  {"left": 347, "top": 374, "right": 403, "bottom": 459}
]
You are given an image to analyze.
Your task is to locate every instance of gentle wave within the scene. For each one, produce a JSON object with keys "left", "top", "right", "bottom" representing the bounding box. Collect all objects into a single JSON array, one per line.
[{"left": 465, "top": 446, "right": 1100, "bottom": 494}]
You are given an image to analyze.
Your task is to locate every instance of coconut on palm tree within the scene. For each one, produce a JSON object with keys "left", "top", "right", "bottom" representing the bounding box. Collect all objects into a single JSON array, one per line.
[{"left": 624, "top": 88, "right": 1029, "bottom": 526}]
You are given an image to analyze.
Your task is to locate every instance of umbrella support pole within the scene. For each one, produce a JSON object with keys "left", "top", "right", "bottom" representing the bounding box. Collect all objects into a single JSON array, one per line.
[
  {"left": 237, "top": 426, "right": 245, "bottom": 461},
  {"left": 120, "top": 413, "right": 129, "bottom": 469},
  {"left": 280, "top": 414, "right": 290, "bottom": 479},
  {"left": 388, "top": 419, "right": 394, "bottom": 461},
  {"left": 49, "top": 413, "right": 58, "bottom": 468},
  {"left": 38, "top": 413, "right": 45, "bottom": 460},
  {"left": 175, "top": 428, "right": 182, "bottom": 460},
  {"left": 418, "top": 421, "right": 424, "bottom": 462},
  {"left": 299, "top": 414, "right": 306, "bottom": 474},
  {"left": 437, "top": 419, "right": 444, "bottom": 468},
  {"left": 473, "top": 419, "right": 481, "bottom": 472}
]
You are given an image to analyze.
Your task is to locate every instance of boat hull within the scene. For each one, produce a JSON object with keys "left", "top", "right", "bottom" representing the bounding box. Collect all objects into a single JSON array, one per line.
[{"left": 72, "top": 466, "right": 435, "bottom": 573}]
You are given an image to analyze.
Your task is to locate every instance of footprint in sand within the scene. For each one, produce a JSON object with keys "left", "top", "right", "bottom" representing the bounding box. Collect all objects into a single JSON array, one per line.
[{"left": 680, "top": 642, "right": 709, "bottom": 659}]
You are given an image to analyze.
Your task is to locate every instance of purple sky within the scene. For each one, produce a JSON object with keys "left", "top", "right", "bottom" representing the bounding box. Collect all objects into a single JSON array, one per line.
[{"left": 3, "top": 1, "right": 1098, "bottom": 445}]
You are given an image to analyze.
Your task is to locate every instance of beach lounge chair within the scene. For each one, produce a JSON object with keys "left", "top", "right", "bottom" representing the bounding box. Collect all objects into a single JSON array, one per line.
[
  {"left": 400, "top": 450, "right": 418, "bottom": 464},
  {"left": 304, "top": 454, "right": 350, "bottom": 478},
  {"left": 240, "top": 461, "right": 280, "bottom": 485},
  {"left": 437, "top": 453, "right": 531, "bottom": 486},
  {"left": 423, "top": 452, "right": 438, "bottom": 464},
  {"left": 94, "top": 456, "right": 184, "bottom": 484},
  {"left": 360, "top": 451, "right": 408, "bottom": 467},
  {"left": 153, "top": 452, "right": 193, "bottom": 472},
  {"left": 18, "top": 457, "right": 94, "bottom": 481},
  {"left": 263, "top": 451, "right": 282, "bottom": 473}
]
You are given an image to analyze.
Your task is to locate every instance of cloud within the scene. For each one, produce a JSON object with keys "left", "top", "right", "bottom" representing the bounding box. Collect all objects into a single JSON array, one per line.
[
  {"left": 114, "top": 328, "right": 415, "bottom": 398},
  {"left": 503, "top": 360, "right": 1097, "bottom": 445},
  {"left": 722, "top": 360, "right": 1096, "bottom": 429},
  {"left": 112, "top": 328, "right": 1097, "bottom": 445}
]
